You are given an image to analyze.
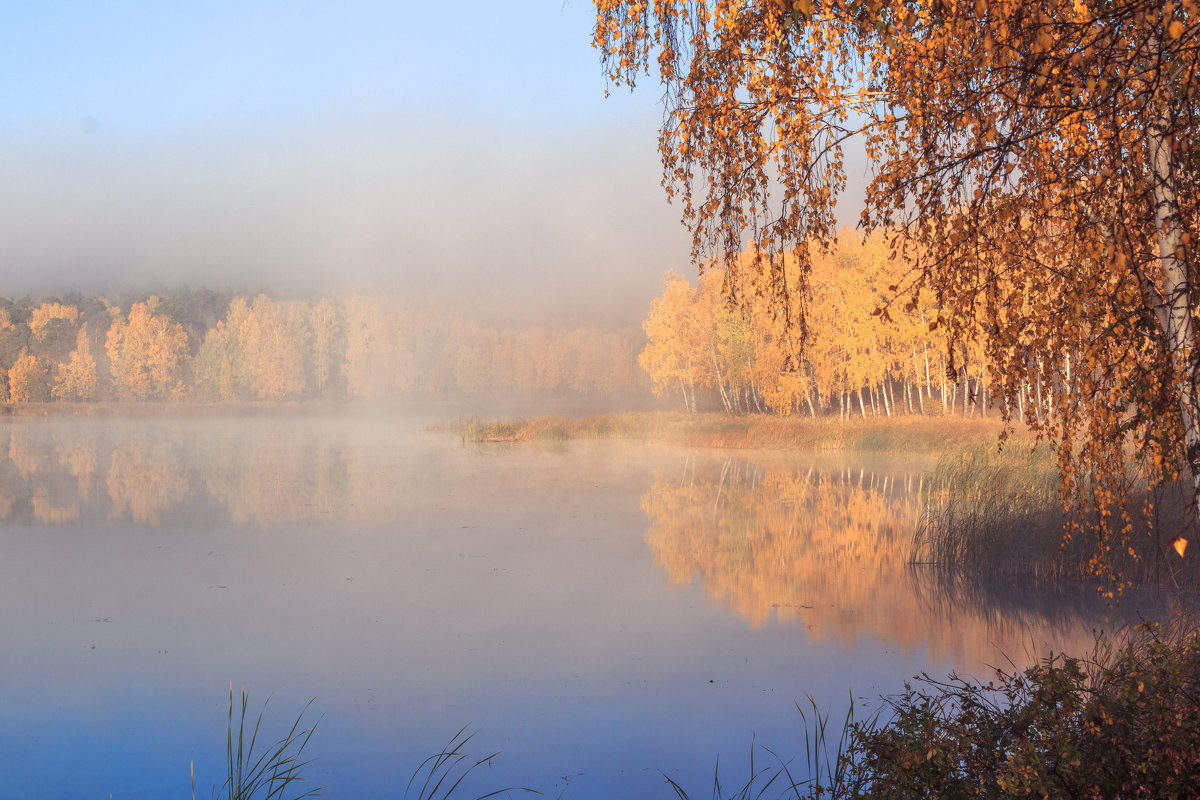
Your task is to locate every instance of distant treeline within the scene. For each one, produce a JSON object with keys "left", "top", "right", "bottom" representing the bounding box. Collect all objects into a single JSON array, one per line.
[{"left": 0, "top": 289, "right": 646, "bottom": 403}]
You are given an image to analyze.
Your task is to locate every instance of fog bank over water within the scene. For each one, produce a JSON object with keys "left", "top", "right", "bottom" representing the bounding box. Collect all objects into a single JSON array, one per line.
[{"left": 0, "top": 112, "right": 685, "bottom": 326}]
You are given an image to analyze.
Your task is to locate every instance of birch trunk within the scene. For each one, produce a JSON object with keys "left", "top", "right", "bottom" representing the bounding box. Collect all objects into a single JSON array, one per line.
[
  {"left": 710, "top": 347, "right": 733, "bottom": 414},
  {"left": 1147, "top": 102, "right": 1200, "bottom": 491}
]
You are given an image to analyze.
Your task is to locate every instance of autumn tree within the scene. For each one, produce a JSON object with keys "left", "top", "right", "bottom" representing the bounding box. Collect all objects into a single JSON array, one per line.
[
  {"left": 342, "top": 296, "right": 417, "bottom": 399},
  {"left": 29, "top": 301, "right": 80, "bottom": 367},
  {"left": 640, "top": 272, "right": 709, "bottom": 411},
  {"left": 309, "top": 298, "right": 345, "bottom": 398},
  {"left": 239, "top": 295, "right": 310, "bottom": 400},
  {"left": 192, "top": 297, "right": 252, "bottom": 401},
  {"left": 52, "top": 324, "right": 98, "bottom": 401},
  {"left": 105, "top": 298, "right": 189, "bottom": 401},
  {"left": 595, "top": 0, "right": 1200, "bottom": 570},
  {"left": 7, "top": 350, "right": 48, "bottom": 403},
  {"left": 640, "top": 233, "right": 970, "bottom": 418}
]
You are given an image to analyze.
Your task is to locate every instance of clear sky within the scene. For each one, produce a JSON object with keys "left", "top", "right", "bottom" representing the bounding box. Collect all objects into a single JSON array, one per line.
[{"left": 0, "top": 1, "right": 692, "bottom": 323}]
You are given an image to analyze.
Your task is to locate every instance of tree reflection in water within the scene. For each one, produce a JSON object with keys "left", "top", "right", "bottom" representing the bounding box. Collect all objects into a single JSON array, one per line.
[
  {"left": 641, "top": 455, "right": 1159, "bottom": 676},
  {"left": 0, "top": 418, "right": 1166, "bottom": 679}
]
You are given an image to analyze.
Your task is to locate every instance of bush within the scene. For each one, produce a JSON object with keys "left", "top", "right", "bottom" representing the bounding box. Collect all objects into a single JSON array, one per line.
[{"left": 843, "top": 620, "right": 1200, "bottom": 799}]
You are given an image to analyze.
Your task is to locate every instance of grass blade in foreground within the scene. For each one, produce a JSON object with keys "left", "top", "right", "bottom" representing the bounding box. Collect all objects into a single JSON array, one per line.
[
  {"left": 663, "top": 696, "right": 875, "bottom": 800},
  {"left": 194, "top": 684, "right": 323, "bottom": 800},
  {"left": 405, "top": 726, "right": 539, "bottom": 800}
]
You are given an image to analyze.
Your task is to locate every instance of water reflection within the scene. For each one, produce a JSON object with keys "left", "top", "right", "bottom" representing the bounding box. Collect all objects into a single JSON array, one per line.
[
  {"left": 642, "top": 455, "right": 1152, "bottom": 675},
  {"left": 0, "top": 419, "right": 1158, "bottom": 677},
  {"left": 0, "top": 417, "right": 1175, "bottom": 798},
  {"left": 0, "top": 420, "right": 344, "bottom": 528}
]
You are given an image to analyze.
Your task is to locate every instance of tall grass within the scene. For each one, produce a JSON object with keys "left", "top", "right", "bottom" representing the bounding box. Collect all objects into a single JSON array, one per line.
[
  {"left": 911, "top": 444, "right": 1196, "bottom": 586},
  {"left": 195, "top": 693, "right": 536, "bottom": 800},
  {"left": 405, "top": 726, "right": 538, "bottom": 800},
  {"left": 663, "top": 697, "right": 876, "bottom": 800},
  {"left": 193, "top": 686, "right": 322, "bottom": 800},
  {"left": 909, "top": 444, "right": 1083, "bottom": 580}
]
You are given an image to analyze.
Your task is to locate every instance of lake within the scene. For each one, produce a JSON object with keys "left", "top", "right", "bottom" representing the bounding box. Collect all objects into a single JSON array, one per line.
[{"left": 0, "top": 414, "right": 1164, "bottom": 799}]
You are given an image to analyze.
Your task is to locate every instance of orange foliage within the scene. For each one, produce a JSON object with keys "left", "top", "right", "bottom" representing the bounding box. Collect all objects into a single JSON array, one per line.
[
  {"left": 596, "top": 0, "right": 1200, "bottom": 579},
  {"left": 105, "top": 297, "right": 189, "bottom": 401},
  {"left": 29, "top": 302, "right": 80, "bottom": 340},
  {"left": 7, "top": 350, "right": 48, "bottom": 403},
  {"left": 642, "top": 455, "right": 1101, "bottom": 672},
  {"left": 52, "top": 324, "right": 98, "bottom": 402},
  {"left": 642, "top": 233, "right": 980, "bottom": 418},
  {"left": 239, "top": 295, "right": 309, "bottom": 400}
]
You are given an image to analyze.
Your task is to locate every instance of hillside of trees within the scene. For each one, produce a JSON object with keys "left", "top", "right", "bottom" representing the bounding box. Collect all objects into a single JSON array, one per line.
[{"left": 0, "top": 289, "right": 646, "bottom": 405}]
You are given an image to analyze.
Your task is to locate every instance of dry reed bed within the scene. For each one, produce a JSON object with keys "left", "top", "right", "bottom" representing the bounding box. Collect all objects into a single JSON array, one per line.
[{"left": 456, "top": 412, "right": 1018, "bottom": 453}]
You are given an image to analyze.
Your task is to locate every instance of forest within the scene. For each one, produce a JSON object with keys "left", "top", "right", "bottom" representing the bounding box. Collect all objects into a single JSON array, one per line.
[
  {"left": 0, "top": 289, "right": 645, "bottom": 405},
  {"left": 640, "top": 231, "right": 1047, "bottom": 420},
  {"left": 0, "top": 230, "right": 1045, "bottom": 420}
]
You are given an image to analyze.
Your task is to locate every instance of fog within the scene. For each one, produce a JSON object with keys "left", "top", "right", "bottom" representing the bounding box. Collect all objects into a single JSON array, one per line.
[
  {"left": 1, "top": 112, "right": 688, "bottom": 324},
  {"left": 0, "top": 3, "right": 875, "bottom": 330},
  {"left": 0, "top": 3, "right": 703, "bottom": 329}
]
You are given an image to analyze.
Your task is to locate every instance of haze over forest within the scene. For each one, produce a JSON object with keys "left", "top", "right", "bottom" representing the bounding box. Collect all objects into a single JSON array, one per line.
[{"left": 3, "top": 2, "right": 857, "bottom": 327}]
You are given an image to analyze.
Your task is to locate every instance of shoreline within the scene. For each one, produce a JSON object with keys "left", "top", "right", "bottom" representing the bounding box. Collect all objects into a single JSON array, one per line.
[
  {"left": 0, "top": 403, "right": 1036, "bottom": 454},
  {"left": 456, "top": 411, "right": 1030, "bottom": 453}
]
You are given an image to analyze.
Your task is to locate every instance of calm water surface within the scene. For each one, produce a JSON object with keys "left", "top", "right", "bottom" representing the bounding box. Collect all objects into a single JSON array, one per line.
[{"left": 0, "top": 415, "right": 1163, "bottom": 799}]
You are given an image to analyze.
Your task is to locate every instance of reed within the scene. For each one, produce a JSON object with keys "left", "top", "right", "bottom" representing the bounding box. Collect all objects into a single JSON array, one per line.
[
  {"left": 663, "top": 696, "right": 875, "bottom": 800},
  {"left": 195, "top": 692, "right": 535, "bottom": 800},
  {"left": 909, "top": 444, "right": 1080, "bottom": 579},
  {"left": 912, "top": 443, "right": 1196, "bottom": 586},
  {"left": 192, "top": 685, "right": 322, "bottom": 800},
  {"left": 452, "top": 412, "right": 1015, "bottom": 453},
  {"left": 405, "top": 726, "right": 538, "bottom": 800}
]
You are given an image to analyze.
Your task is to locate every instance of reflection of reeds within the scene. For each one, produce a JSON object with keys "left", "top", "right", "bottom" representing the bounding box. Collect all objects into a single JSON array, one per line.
[
  {"left": 910, "top": 445, "right": 1081, "bottom": 580},
  {"left": 642, "top": 453, "right": 1140, "bottom": 674},
  {"left": 911, "top": 445, "right": 1196, "bottom": 587},
  {"left": 904, "top": 562, "right": 1126, "bottom": 671}
]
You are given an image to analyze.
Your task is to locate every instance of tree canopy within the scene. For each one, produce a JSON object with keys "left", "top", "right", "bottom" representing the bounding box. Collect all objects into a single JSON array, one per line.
[{"left": 595, "top": 0, "right": 1200, "bottom": 576}]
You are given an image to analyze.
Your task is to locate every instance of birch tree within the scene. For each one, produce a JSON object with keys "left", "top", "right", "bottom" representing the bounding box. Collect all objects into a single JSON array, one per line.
[
  {"left": 105, "top": 298, "right": 189, "bottom": 401},
  {"left": 595, "top": 0, "right": 1200, "bottom": 571}
]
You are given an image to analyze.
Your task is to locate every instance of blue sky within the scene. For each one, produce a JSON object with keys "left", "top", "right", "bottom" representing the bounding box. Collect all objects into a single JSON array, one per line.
[
  {"left": 0, "top": 2, "right": 619, "bottom": 133},
  {"left": 0, "top": 1, "right": 687, "bottom": 322}
]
